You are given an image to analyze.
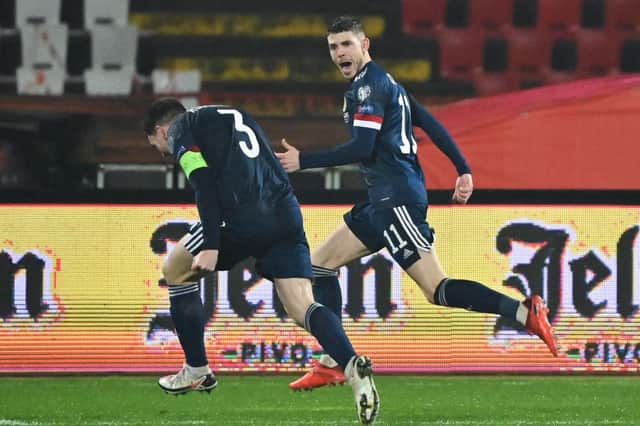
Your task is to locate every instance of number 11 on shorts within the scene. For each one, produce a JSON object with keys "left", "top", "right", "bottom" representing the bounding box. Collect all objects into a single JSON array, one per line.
[{"left": 383, "top": 224, "right": 408, "bottom": 254}]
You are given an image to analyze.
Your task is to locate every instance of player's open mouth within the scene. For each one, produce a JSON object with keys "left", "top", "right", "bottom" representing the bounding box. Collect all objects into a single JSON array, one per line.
[{"left": 340, "top": 61, "right": 353, "bottom": 71}]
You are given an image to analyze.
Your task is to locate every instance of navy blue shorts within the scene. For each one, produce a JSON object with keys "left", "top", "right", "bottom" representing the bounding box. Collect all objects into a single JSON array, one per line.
[
  {"left": 184, "top": 195, "right": 313, "bottom": 281},
  {"left": 344, "top": 202, "right": 435, "bottom": 269}
]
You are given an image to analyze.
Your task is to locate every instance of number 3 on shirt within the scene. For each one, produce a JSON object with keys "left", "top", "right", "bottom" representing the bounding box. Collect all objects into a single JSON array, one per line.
[
  {"left": 398, "top": 95, "right": 417, "bottom": 155},
  {"left": 218, "top": 109, "right": 260, "bottom": 158}
]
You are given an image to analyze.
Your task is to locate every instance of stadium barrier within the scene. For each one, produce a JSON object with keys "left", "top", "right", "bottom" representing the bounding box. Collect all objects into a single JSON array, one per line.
[{"left": 0, "top": 204, "right": 639, "bottom": 373}]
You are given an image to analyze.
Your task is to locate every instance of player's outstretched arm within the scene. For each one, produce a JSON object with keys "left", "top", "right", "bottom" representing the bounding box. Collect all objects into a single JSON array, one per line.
[
  {"left": 408, "top": 94, "right": 471, "bottom": 176},
  {"left": 277, "top": 127, "right": 378, "bottom": 172}
]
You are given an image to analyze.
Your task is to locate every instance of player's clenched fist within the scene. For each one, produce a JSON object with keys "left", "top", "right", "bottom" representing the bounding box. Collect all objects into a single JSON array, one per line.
[{"left": 452, "top": 173, "right": 473, "bottom": 204}]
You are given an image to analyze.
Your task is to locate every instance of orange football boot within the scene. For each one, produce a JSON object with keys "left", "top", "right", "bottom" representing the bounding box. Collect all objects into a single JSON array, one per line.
[
  {"left": 525, "top": 295, "right": 558, "bottom": 356},
  {"left": 289, "top": 359, "right": 346, "bottom": 391}
]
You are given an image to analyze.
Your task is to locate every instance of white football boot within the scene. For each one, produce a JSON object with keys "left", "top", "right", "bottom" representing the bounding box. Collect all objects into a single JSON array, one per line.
[
  {"left": 158, "top": 363, "right": 218, "bottom": 395},
  {"left": 345, "top": 355, "right": 380, "bottom": 424}
]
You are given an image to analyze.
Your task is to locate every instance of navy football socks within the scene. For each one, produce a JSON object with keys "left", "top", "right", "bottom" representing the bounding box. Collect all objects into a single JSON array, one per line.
[
  {"left": 304, "top": 302, "right": 355, "bottom": 371},
  {"left": 433, "top": 278, "right": 519, "bottom": 321},
  {"left": 168, "top": 283, "right": 208, "bottom": 367},
  {"left": 312, "top": 266, "right": 342, "bottom": 322}
]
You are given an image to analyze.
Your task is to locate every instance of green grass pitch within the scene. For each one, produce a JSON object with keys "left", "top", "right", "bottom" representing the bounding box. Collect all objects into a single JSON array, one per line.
[{"left": 0, "top": 375, "right": 636, "bottom": 425}]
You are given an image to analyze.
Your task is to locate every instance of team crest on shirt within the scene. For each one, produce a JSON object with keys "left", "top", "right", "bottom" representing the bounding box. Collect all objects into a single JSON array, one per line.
[{"left": 357, "top": 85, "right": 371, "bottom": 102}]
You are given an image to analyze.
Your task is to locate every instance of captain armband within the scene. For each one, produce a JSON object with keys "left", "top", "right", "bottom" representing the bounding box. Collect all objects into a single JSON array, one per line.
[{"left": 179, "top": 150, "right": 208, "bottom": 178}]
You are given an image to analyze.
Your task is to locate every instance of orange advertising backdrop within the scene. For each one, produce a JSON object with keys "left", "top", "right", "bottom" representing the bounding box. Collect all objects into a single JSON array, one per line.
[
  {"left": 417, "top": 76, "right": 640, "bottom": 189},
  {"left": 1, "top": 204, "right": 639, "bottom": 373}
]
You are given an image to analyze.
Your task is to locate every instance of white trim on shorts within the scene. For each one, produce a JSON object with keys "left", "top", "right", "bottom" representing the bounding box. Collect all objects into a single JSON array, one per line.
[
  {"left": 184, "top": 222, "right": 204, "bottom": 255},
  {"left": 393, "top": 205, "right": 432, "bottom": 251}
]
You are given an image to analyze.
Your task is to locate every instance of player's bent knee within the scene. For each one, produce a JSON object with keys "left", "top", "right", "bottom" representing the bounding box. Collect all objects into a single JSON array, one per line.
[
  {"left": 162, "top": 242, "right": 197, "bottom": 284},
  {"left": 161, "top": 261, "right": 175, "bottom": 283},
  {"left": 162, "top": 263, "right": 184, "bottom": 284},
  {"left": 162, "top": 259, "right": 197, "bottom": 284}
]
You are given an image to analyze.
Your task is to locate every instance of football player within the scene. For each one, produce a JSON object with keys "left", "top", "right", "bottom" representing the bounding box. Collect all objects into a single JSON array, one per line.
[
  {"left": 277, "top": 16, "right": 558, "bottom": 391},
  {"left": 144, "top": 98, "right": 379, "bottom": 424}
]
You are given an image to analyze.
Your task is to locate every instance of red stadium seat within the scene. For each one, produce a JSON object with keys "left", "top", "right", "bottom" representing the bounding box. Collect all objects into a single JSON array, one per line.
[
  {"left": 606, "top": 0, "right": 640, "bottom": 31},
  {"left": 507, "top": 29, "right": 552, "bottom": 74},
  {"left": 439, "top": 28, "right": 484, "bottom": 80},
  {"left": 505, "top": 28, "right": 552, "bottom": 88},
  {"left": 470, "top": 0, "right": 514, "bottom": 30},
  {"left": 402, "top": 0, "right": 447, "bottom": 36},
  {"left": 576, "top": 29, "right": 621, "bottom": 76},
  {"left": 620, "top": 36, "right": 640, "bottom": 72},
  {"left": 544, "top": 35, "right": 579, "bottom": 84},
  {"left": 550, "top": 36, "right": 578, "bottom": 71},
  {"left": 537, "top": 0, "right": 581, "bottom": 31}
]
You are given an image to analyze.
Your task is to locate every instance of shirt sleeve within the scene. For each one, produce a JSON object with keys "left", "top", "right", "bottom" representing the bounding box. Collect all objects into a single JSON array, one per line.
[
  {"left": 186, "top": 167, "right": 221, "bottom": 250},
  {"left": 299, "top": 126, "right": 378, "bottom": 169},
  {"left": 408, "top": 94, "right": 472, "bottom": 175},
  {"left": 299, "top": 78, "right": 386, "bottom": 169},
  {"left": 172, "top": 122, "right": 221, "bottom": 250}
]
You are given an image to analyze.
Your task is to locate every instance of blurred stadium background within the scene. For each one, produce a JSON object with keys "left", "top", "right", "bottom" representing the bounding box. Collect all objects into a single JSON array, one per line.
[{"left": 1, "top": 0, "right": 639, "bottom": 424}]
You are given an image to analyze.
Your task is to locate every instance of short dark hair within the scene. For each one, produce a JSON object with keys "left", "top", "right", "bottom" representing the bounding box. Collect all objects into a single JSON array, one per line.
[
  {"left": 327, "top": 16, "right": 365, "bottom": 35},
  {"left": 143, "top": 97, "right": 186, "bottom": 135}
]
